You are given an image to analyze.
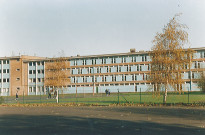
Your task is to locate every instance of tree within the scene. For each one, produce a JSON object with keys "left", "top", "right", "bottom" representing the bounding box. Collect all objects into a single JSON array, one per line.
[
  {"left": 150, "top": 14, "right": 192, "bottom": 103},
  {"left": 44, "top": 57, "right": 70, "bottom": 102},
  {"left": 197, "top": 71, "right": 205, "bottom": 93}
]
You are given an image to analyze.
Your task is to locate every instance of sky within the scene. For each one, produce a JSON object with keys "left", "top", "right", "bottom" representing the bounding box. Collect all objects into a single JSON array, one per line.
[{"left": 0, "top": 0, "right": 205, "bottom": 57}]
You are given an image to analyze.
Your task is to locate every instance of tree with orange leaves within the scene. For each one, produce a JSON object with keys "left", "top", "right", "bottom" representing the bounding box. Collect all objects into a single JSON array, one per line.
[
  {"left": 150, "top": 14, "right": 193, "bottom": 103},
  {"left": 44, "top": 57, "right": 70, "bottom": 102}
]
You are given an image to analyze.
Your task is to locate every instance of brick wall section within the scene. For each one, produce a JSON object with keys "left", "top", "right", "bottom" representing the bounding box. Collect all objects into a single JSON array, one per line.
[
  {"left": 9, "top": 55, "right": 46, "bottom": 96},
  {"left": 10, "top": 59, "right": 22, "bottom": 96}
]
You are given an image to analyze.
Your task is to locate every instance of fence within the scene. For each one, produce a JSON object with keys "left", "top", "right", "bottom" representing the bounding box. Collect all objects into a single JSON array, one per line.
[{"left": 1, "top": 90, "right": 205, "bottom": 105}]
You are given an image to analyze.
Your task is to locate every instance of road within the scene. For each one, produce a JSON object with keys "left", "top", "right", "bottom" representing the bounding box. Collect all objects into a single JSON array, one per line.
[{"left": 0, "top": 106, "right": 205, "bottom": 135}]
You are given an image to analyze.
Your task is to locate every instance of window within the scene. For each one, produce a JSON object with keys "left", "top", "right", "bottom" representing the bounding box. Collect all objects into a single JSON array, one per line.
[
  {"left": 38, "top": 70, "right": 40, "bottom": 74},
  {"left": 17, "top": 59, "right": 20, "bottom": 61},
  {"left": 33, "top": 62, "right": 36, "bottom": 66},
  {"left": 38, "top": 78, "right": 41, "bottom": 82},
  {"left": 16, "top": 78, "right": 20, "bottom": 81},
  {"left": 97, "top": 68, "right": 100, "bottom": 73},
  {"left": 29, "top": 62, "right": 32, "bottom": 66},
  {"left": 0, "top": 79, "right": 1, "bottom": 82},
  {"left": 0, "top": 70, "right": 1, "bottom": 73},
  {"left": 198, "top": 63, "right": 201, "bottom": 68},
  {"left": 29, "top": 70, "right": 32, "bottom": 74},
  {"left": 3, "top": 79, "right": 6, "bottom": 82},
  {"left": 3, "top": 69, "right": 6, "bottom": 73},
  {"left": 7, "top": 69, "right": 9, "bottom": 73},
  {"left": 3, "top": 60, "right": 6, "bottom": 64},
  {"left": 33, "top": 70, "right": 36, "bottom": 74},
  {"left": 33, "top": 79, "right": 36, "bottom": 82},
  {"left": 132, "top": 57, "right": 134, "bottom": 62},
  {"left": 29, "top": 87, "right": 32, "bottom": 92},
  {"left": 112, "top": 75, "right": 115, "bottom": 81},
  {"left": 142, "top": 56, "right": 144, "bottom": 62},
  {"left": 16, "top": 69, "right": 20, "bottom": 71},
  {"left": 17, "top": 87, "right": 20, "bottom": 90},
  {"left": 194, "top": 62, "right": 197, "bottom": 69},
  {"left": 0, "top": 61, "right": 1, "bottom": 64},
  {"left": 7, "top": 78, "right": 9, "bottom": 82},
  {"left": 90, "top": 68, "right": 92, "bottom": 74}
]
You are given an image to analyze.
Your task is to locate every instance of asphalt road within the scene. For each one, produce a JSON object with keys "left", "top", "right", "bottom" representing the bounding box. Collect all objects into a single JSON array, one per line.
[{"left": 0, "top": 106, "right": 205, "bottom": 135}]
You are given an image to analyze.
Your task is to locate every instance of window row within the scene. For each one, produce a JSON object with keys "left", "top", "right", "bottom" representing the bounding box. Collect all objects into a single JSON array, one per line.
[
  {"left": 29, "top": 86, "right": 45, "bottom": 93},
  {"left": 0, "top": 88, "right": 9, "bottom": 93},
  {"left": 29, "top": 69, "right": 44, "bottom": 74},
  {"left": 29, "top": 78, "right": 44, "bottom": 83},
  {"left": 0, "top": 78, "right": 10, "bottom": 83},
  {"left": 0, "top": 69, "right": 10, "bottom": 74},
  {"left": 71, "top": 74, "right": 149, "bottom": 83},
  {"left": 0, "top": 60, "right": 9, "bottom": 64},
  {"left": 29, "top": 61, "right": 44, "bottom": 66},
  {"left": 71, "top": 55, "right": 150, "bottom": 66},
  {"left": 71, "top": 65, "right": 150, "bottom": 74}
]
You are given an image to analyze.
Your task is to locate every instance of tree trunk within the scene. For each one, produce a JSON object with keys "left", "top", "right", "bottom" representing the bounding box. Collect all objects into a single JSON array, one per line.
[
  {"left": 163, "top": 88, "right": 167, "bottom": 103},
  {"left": 56, "top": 89, "right": 59, "bottom": 103},
  {"left": 163, "top": 81, "right": 168, "bottom": 103}
]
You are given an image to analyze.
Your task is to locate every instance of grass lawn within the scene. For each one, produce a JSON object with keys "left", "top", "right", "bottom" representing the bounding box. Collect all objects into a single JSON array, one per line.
[{"left": 3, "top": 91, "right": 204, "bottom": 105}]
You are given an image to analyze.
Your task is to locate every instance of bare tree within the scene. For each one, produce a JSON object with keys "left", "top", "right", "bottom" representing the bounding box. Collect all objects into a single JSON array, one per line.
[
  {"left": 149, "top": 14, "right": 193, "bottom": 103},
  {"left": 44, "top": 57, "right": 70, "bottom": 102}
]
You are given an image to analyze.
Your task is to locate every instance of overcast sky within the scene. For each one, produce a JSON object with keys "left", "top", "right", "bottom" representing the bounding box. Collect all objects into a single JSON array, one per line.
[{"left": 0, "top": 0, "right": 205, "bottom": 57}]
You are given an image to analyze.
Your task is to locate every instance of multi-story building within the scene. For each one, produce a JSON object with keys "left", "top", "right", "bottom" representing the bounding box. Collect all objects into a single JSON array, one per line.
[
  {"left": 1, "top": 47, "right": 205, "bottom": 96},
  {"left": 0, "top": 56, "right": 46, "bottom": 96}
]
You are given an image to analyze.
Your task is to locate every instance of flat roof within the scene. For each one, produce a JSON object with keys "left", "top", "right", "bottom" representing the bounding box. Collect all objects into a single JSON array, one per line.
[{"left": 1, "top": 47, "right": 205, "bottom": 62}]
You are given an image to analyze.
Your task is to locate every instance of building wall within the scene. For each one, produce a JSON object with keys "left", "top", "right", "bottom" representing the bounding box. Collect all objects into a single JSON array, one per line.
[
  {"left": 1, "top": 48, "right": 205, "bottom": 96},
  {"left": 69, "top": 49, "right": 205, "bottom": 93},
  {"left": 0, "top": 60, "right": 10, "bottom": 96},
  {"left": 10, "top": 58, "right": 22, "bottom": 96}
]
